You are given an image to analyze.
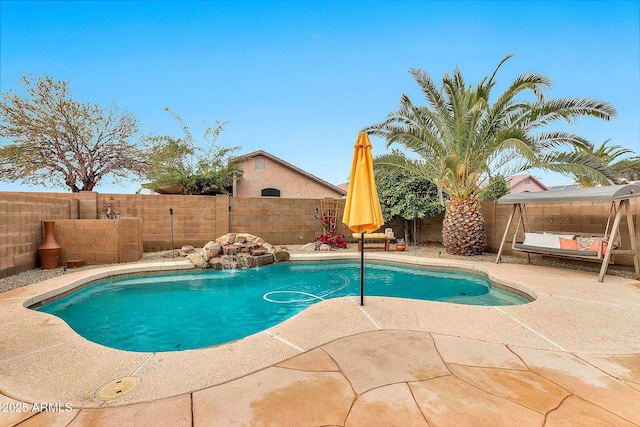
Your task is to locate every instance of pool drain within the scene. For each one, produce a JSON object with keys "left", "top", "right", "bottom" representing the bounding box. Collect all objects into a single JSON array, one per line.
[{"left": 95, "top": 376, "right": 141, "bottom": 401}]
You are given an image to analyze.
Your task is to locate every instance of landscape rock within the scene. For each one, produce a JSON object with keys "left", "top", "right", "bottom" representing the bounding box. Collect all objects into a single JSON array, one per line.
[
  {"left": 187, "top": 253, "right": 207, "bottom": 268},
  {"left": 300, "top": 243, "right": 316, "bottom": 252},
  {"left": 274, "top": 248, "right": 290, "bottom": 261},
  {"left": 236, "top": 253, "right": 255, "bottom": 268},
  {"left": 209, "top": 257, "right": 223, "bottom": 270},
  {"left": 203, "top": 242, "right": 221, "bottom": 257},
  {"left": 181, "top": 245, "right": 196, "bottom": 255},
  {"left": 185, "top": 234, "right": 283, "bottom": 270},
  {"left": 204, "top": 241, "right": 221, "bottom": 251},
  {"left": 221, "top": 255, "right": 237, "bottom": 270},
  {"left": 223, "top": 244, "right": 241, "bottom": 256},
  {"left": 262, "top": 242, "right": 274, "bottom": 254},
  {"left": 255, "top": 254, "right": 275, "bottom": 266},
  {"left": 215, "top": 233, "right": 237, "bottom": 245},
  {"left": 319, "top": 244, "right": 332, "bottom": 251},
  {"left": 237, "top": 233, "right": 256, "bottom": 242},
  {"left": 204, "top": 247, "right": 221, "bottom": 261},
  {"left": 162, "top": 250, "right": 182, "bottom": 258}
]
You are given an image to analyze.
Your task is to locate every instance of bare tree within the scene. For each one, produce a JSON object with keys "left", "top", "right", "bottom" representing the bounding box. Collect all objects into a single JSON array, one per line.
[{"left": 0, "top": 74, "right": 148, "bottom": 192}]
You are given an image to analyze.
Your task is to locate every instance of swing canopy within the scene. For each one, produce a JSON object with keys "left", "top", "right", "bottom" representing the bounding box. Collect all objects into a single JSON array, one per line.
[
  {"left": 495, "top": 184, "right": 640, "bottom": 282},
  {"left": 498, "top": 184, "right": 640, "bottom": 204}
]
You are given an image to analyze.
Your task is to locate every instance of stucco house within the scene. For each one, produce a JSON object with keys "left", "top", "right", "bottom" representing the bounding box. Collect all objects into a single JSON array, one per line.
[
  {"left": 231, "top": 150, "right": 346, "bottom": 199},
  {"left": 506, "top": 174, "right": 548, "bottom": 193}
]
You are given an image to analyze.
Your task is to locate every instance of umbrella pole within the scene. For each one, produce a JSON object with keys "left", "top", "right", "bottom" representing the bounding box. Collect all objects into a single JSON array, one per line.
[{"left": 360, "top": 231, "right": 365, "bottom": 306}]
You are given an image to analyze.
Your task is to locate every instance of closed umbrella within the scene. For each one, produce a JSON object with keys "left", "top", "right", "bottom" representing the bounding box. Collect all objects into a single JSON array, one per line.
[{"left": 342, "top": 131, "right": 384, "bottom": 305}]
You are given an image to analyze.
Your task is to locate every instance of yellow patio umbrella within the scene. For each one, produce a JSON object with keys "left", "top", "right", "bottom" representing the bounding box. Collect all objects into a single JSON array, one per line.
[{"left": 342, "top": 131, "right": 384, "bottom": 305}]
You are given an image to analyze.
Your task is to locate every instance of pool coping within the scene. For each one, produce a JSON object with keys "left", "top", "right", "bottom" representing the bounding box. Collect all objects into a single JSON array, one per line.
[{"left": 1, "top": 253, "right": 640, "bottom": 408}]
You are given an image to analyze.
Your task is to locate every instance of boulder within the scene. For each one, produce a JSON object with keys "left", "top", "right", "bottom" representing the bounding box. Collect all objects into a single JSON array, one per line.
[
  {"left": 221, "top": 255, "right": 237, "bottom": 270},
  {"left": 204, "top": 241, "right": 220, "bottom": 250},
  {"left": 181, "top": 245, "right": 196, "bottom": 255},
  {"left": 236, "top": 253, "right": 255, "bottom": 268},
  {"left": 238, "top": 233, "right": 257, "bottom": 242},
  {"left": 274, "top": 248, "right": 290, "bottom": 261},
  {"left": 187, "top": 252, "right": 208, "bottom": 268},
  {"left": 238, "top": 243, "right": 257, "bottom": 253},
  {"left": 251, "top": 248, "right": 267, "bottom": 256},
  {"left": 255, "top": 254, "right": 275, "bottom": 266},
  {"left": 162, "top": 250, "right": 182, "bottom": 258},
  {"left": 204, "top": 245, "right": 221, "bottom": 261},
  {"left": 215, "top": 233, "right": 236, "bottom": 245},
  {"left": 319, "top": 244, "right": 332, "bottom": 251},
  {"left": 185, "top": 234, "right": 279, "bottom": 270},
  {"left": 222, "top": 244, "right": 241, "bottom": 256},
  {"left": 209, "top": 257, "right": 223, "bottom": 270},
  {"left": 300, "top": 243, "right": 316, "bottom": 252}
]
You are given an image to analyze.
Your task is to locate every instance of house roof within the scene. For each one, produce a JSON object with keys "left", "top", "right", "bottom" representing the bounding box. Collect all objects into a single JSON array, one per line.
[
  {"left": 506, "top": 174, "right": 549, "bottom": 191},
  {"left": 233, "top": 150, "right": 347, "bottom": 196},
  {"left": 498, "top": 184, "right": 640, "bottom": 204},
  {"left": 548, "top": 183, "right": 584, "bottom": 191}
]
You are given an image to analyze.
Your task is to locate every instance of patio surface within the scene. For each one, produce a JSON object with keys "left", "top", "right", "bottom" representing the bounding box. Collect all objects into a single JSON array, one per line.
[{"left": 1, "top": 253, "right": 640, "bottom": 426}]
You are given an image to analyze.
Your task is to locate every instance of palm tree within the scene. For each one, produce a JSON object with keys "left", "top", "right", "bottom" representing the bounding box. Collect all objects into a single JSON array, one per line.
[
  {"left": 568, "top": 139, "right": 640, "bottom": 188},
  {"left": 367, "top": 55, "right": 617, "bottom": 256}
]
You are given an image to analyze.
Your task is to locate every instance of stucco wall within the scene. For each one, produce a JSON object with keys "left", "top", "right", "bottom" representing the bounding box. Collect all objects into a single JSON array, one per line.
[
  {"left": 235, "top": 155, "right": 343, "bottom": 199},
  {"left": 510, "top": 180, "right": 547, "bottom": 193}
]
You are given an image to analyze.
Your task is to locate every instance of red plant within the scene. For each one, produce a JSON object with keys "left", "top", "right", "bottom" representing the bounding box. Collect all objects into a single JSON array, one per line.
[
  {"left": 314, "top": 232, "right": 348, "bottom": 249},
  {"left": 320, "top": 212, "right": 336, "bottom": 234}
]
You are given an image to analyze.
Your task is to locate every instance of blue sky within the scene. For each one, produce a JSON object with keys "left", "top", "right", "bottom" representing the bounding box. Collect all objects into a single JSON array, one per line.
[{"left": 1, "top": 0, "right": 639, "bottom": 193}]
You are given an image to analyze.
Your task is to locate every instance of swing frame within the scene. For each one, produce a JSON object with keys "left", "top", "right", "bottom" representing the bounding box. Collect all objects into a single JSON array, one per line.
[{"left": 494, "top": 185, "right": 640, "bottom": 283}]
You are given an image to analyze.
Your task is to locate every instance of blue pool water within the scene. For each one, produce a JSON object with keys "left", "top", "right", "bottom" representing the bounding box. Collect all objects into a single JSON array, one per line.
[{"left": 36, "top": 261, "right": 529, "bottom": 352}]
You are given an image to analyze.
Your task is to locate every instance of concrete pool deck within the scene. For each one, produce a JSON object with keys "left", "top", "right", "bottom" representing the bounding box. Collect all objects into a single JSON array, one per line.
[{"left": 1, "top": 253, "right": 640, "bottom": 426}]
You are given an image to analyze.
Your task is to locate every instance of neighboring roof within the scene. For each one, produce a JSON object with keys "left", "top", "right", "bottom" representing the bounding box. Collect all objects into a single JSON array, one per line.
[
  {"left": 548, "top": 183, "right": 584, "bottom": 191},
  {"left": 506, "top": 174, "right": 549, "bottom": 191},
  {"left": 498, "top": 184, "right": 640, "bottom": 204},
  {"left": 233, "top": 150, "right": 347, "bottom": 196}
]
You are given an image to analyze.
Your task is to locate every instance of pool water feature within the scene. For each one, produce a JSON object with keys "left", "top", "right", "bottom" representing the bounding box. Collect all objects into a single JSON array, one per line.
[{"left": 36, "top": 261, "right": 529, "bottom": 352}]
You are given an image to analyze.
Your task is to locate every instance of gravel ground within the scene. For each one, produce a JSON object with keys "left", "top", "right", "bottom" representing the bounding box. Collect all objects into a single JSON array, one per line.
[{"left": 1, "top": 242, "right": 636, "bottom": 293}]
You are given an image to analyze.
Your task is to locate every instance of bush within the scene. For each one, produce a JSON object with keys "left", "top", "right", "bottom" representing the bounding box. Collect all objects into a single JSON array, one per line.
[{"left": 314, "top": 233, "right": 348, "bottom": 249}]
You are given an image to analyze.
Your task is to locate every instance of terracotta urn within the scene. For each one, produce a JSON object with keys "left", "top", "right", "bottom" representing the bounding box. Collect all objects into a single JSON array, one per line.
[{"left": 38, "top": 221, "right": 62, "bottom": 269}]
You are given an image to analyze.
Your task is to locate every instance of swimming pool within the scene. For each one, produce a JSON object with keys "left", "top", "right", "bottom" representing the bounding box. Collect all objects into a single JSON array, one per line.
[{"left": 36, "top": 261, "right": 529, "bottom": 352}]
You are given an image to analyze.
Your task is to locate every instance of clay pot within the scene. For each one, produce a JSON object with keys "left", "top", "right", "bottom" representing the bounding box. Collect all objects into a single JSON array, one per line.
[
  {"left": 395, "top": 244, "right": 406, "bottom": 252},
  {"left": 38, "top": 221, "right": 62, "bottom": 269}
]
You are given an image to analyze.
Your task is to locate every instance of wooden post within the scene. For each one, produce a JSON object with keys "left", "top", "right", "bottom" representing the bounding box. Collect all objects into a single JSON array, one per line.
[
  {"left": 599, "top": 200, "right": 625, "bottom": 282},
  {"left": 495, "top": 204, "right": 517, "bottom": 263},
  {"left": 623, "top": 199, "right": 640, "bottom": 279}
]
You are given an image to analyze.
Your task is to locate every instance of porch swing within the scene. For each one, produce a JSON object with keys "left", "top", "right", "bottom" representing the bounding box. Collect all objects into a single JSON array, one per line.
[{"left": 494, "top": 184, "right": 640, "bottom": 282}]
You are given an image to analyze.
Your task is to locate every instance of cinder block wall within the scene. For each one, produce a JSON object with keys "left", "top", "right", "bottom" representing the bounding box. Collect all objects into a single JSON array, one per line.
[
  {"left": 0, "top": 193, "right": 70, "bottom": 278},
  {"left": 230, "top": 198, "right": 352, "bottom": 245},
  {"left": 53, "top": 218, "right": 143, "bottom": 265},
  {"left": 2, "top": 191, "right": 640, "bottom": 278},
  {"left": 97, "top": 193, "right": 230, "bottom": 251}
]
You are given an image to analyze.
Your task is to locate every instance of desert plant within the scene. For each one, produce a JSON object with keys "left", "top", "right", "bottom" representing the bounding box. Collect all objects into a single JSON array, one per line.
[{"left": 367, "top": 55, "right": 616, "bottom": 255}]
